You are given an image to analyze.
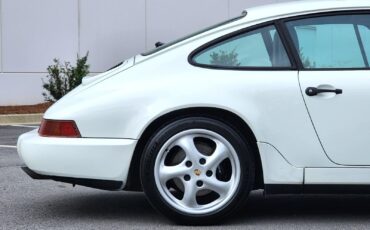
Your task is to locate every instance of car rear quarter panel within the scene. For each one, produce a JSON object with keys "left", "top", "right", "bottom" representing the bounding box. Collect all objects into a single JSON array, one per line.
[
  {"left": 44, "top": 17, "right": 335, "bottom": 170},
  {"left": 44, "top": 41, "right": 332, "bottom": 169}
]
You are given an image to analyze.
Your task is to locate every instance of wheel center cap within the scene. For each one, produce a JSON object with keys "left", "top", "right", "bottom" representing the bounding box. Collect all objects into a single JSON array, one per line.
[{"left": 194, "top": 169, "right": 201, "bottom": 176}]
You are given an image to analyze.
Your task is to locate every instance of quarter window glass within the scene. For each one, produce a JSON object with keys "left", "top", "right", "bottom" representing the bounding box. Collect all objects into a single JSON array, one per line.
[
  {"left": 286, "top": 15, "right": 370, "bottom": 69},
  {"left": 192, "top": 25, "right": 291, "bottom": 68}
]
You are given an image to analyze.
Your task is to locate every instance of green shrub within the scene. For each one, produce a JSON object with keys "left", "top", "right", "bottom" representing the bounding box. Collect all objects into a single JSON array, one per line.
[{"left": 42, "top": 53, "right": 89, "bottom": 102}]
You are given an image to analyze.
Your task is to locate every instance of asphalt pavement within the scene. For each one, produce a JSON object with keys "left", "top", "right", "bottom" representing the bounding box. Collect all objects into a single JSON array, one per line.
[{"left": 1, "top": 125, "right": 370, "bottom": 229}]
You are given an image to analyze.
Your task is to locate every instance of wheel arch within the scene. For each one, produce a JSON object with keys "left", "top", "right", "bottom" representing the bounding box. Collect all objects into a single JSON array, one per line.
[{"left": 125, "top": 107, "right": 264, "bottom": 191}]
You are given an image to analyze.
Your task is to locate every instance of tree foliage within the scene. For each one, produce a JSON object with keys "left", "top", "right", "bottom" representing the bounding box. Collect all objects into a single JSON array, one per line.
[
  {"left": 210, "top": 50, "right": 240, "bottom": 67},
  {"left": 43, "top": 53, "right": 89, "bottom": 101},
  {"left": 299, "top": 49, "right": 316, "bottom": 68}
]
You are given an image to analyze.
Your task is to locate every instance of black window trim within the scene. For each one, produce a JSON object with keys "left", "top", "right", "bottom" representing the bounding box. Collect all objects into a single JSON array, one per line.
[
  {"left": 280, "top": 10, "right": 370, "bottom": 71},
  {"left": 188, "top": 21, "right": 298, "bottom": 71}
]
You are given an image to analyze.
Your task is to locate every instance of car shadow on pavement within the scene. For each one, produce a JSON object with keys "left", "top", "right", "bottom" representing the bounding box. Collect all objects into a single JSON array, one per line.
[
  {"left": 33, "top": 191, "right": 167, "bottom": 223},
  {"left": 29, "top": 189, "right": 370, "bottom": 226},
  {"left": 230, "top": 191, "right": 370, "bottom": 225}
]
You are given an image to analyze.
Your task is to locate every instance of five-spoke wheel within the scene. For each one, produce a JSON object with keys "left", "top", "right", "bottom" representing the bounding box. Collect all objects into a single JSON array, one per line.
[{"left": 154, "top": 129, "right": 240, "bottom": 214}]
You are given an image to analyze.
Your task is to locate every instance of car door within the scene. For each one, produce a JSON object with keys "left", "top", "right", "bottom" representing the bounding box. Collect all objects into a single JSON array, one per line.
[{"left": 285, "top": 13, "right": 370, "bottom": 165}]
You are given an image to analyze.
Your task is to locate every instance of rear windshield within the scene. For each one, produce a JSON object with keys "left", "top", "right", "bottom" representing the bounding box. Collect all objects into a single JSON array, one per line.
[{"left": 141, "top": 11, "right": 247, "bottom": 56}]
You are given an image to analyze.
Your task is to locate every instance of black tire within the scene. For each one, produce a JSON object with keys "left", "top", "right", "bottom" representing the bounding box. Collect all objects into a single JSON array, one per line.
[{"left": 140, "top": 117, "right": 255, "bottom": 225}]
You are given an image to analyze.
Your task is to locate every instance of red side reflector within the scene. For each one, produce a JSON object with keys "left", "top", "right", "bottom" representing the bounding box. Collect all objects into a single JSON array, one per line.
[{"left": 39, "top": 119, "right": 81, "bottom": 138}]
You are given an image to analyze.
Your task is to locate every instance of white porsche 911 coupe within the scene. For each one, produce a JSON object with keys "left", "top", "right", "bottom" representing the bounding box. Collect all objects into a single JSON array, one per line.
[{"left": 17, "top": 0, "right": 370, "bottom": 224}]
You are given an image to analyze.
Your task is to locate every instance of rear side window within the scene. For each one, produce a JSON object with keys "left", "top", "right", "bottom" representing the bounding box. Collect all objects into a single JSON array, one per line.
[
  {"left": 286, "top": 14, "right": 370, "bottom": 69},
  {"left": 192, "top": 25, "right": 291, "bottom": 68}
]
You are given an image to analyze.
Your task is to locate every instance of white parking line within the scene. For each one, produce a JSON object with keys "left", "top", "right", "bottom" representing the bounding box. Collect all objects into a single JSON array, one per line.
[
  {"left": 10, "top": 124, "right": 38, "bottom": 128},
  {"left": 0, "top": 145, "right": 17, "bottom": 149}
]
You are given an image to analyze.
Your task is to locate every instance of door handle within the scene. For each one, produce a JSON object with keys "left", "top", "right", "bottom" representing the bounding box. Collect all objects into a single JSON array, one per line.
[{"left": 305, "top": 87, "right": 343, "bottom": 97}]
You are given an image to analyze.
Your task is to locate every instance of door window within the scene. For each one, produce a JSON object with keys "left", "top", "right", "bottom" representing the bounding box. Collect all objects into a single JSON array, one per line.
[{"left": 286, "top": 14, "right": 370, "bottom": 69}]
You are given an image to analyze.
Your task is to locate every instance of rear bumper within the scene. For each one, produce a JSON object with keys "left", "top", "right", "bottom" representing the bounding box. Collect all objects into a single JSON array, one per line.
[{"left": 17, "top": 130, "right": 137, "bottom": 187}]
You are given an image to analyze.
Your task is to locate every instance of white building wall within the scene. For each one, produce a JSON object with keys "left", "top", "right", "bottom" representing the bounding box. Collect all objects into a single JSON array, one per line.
[{"left": 0, "top": 0, "right": 291, "bottom": 106}]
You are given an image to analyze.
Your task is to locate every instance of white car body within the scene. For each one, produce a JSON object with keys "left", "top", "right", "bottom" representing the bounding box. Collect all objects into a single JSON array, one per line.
[{"left": 18, "top": 0, "right": 370, "bottom": 206}]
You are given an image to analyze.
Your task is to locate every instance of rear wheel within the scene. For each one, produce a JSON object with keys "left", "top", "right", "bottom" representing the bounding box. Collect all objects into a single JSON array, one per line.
[{"left": 140, "top": 117, "right": 255, "bottom": 224}]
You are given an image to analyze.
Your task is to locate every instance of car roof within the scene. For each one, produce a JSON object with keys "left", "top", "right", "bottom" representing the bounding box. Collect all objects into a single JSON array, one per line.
[
  {"left": 242, "top": 0, "right": 370, "bottom": 22},
  {"left": 137, "top": 0, "right": 370, "bottom": 60}
]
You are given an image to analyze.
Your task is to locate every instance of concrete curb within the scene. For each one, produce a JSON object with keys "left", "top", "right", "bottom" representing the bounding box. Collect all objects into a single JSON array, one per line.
[{"left": 0, "top": 113, "right": 43, "bottom": 125}]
